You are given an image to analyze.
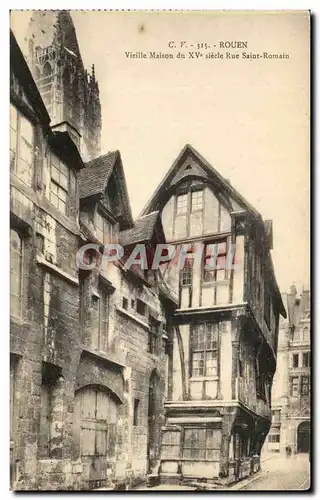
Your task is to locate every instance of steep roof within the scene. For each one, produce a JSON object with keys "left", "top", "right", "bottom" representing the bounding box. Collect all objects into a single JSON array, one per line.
[
  {"left": 140, "top": 143, "right": 259, "bottom": 217},
  {"left": 79, "top": 151, "right": 117, "bottom": 199},
  {"left": 140, "top": 143, "right": 286, "bottom": 318},
  {"left": 119, "top": 212, "right": 161, "bottom": 246},
  {"left": 79, "top": 150, "right": 134, "bottom": 229}
]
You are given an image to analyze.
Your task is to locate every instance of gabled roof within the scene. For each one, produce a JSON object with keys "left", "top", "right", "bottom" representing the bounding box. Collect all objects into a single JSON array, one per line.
[
  {"left": 79, "top": 151, "right": 117, "bottom": 199},
  {"left": 140, "top": 143, "right": 259, "bottom": 217},
  {"left": 79, "top": 150, "right": 134, "bottom": 229},
  {"left": 119, "top": 211, "right": 162, "bottom": 247},
  {"left": 140, "top": 143, "right": 286, "bottom": 318}
]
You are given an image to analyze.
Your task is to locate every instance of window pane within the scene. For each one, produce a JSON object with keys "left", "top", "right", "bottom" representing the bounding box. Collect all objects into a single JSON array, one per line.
[
  {"left": 206, "top": 351, "right": 217, "bottom": 376},
  {"left": 60, "top": 173, "right": 69, "bottom": 191},
  {"left": 177, "top": 194, "right": 188, "bottom": 214},
  {"left": 51, "top": 165, "right": 60, "bottom": 183},
  {"left": 19, "top": 137, "right": 33, "bottom": 165},
  {"left": 58, "top": 199, "right": 66, "bottom": 213},
  {"left": 191, "top": 190, "right": 203, "bottom": 211},
  {"left": 10, "top": 105, "right": 18, "bottom": 131},
  {"left": 20, "top": 115, "right": 33, "bottom": 144},
  {"left": 58, "top": 188, "right": 67, "bottom": 203},
  {"left": 50, "top": 193, "right": 59, "bottom": 208}
]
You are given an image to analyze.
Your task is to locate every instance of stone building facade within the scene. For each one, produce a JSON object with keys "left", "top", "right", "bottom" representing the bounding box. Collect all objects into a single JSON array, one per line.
[
  {"left": 140, "top": 144, "right": 287, "bottom": 486},
  {"left": 267, "top": 286, "right": 310, "bottom": 455},
  {"left": 10, "top": 18, "right": 175, "bottom": 491}
]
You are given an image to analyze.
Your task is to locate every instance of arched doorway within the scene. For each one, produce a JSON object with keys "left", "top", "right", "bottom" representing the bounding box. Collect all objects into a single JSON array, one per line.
[
  {"left": 147, "top": 370, "right": 159, "bottom": 473},
  {"left": 297, "top": 421, "right": 310, "bottom": 453}
]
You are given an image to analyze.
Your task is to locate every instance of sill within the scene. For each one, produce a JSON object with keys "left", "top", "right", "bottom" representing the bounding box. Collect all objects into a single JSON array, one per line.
[
  {"left": 190, "top": 377, "right": 218, "bottom": 382},
  {"left": 116, "top": 306, "right": 149, "bottom": 330},
  {"left": 82, "top": 346, "right": 126, "bottom": 370},
  {"left": 201, "top": 280, "right": 229, "bottom": 287},
  {"left": 36, "top": 254, "right": 79, "bottom": 286}
]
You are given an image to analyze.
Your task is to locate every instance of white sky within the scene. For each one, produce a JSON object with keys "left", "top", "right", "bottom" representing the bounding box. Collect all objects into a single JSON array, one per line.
[{"left": 10, "top": 10, "right": 310, "bottom": 294}]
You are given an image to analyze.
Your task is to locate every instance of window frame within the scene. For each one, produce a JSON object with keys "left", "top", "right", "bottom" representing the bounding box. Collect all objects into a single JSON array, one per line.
[
  {"left": 98, "top": 286, "right": 109, "bottom": 352},
  {"left": 292, "top": 353, "right": 299, "bottom": 368},
  {"left": 302, "top": 352, "right": 310, "bottom": 368},
  {"left": 301, "top": 376, "right": 310, "bottom": 396},
  {"left": 148, "top": 317, "right": 158, "bottom": 355},
  {"left": 10, "top": 103, "right": 35, "bottom": 186},
  {"left": 49, "top": 153, "right": 69, "bottom": 214},
  {"left": 183, "top": 427, "right": 220, "bottom": 460},
  {"left": 290, "top": 376, "right": 299, "bottom": 397},
  {"left": 95, "top": 211, "right": 114, "bottom": 245},
  {"left": 191, "top": 322, "right": 219, "bottom": 379},
  {"left": 10, "top": 229, "right": 23, "bottom": 319},
  {"left": 202, "top": 239, "right": 229, "bottom": 284}
]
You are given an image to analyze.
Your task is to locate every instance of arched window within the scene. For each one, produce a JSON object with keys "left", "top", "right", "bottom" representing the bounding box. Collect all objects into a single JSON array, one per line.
[
  {"left": 303, "top": 327, "right": 309, "bottom": 342},
  {"left": 10, "top": 229, "right": 22, "bottom": 317}
]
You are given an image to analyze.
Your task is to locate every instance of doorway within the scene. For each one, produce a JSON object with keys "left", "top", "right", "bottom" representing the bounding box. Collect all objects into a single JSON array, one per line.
[{"left": 297, "top": 421, "right": 310, "bottom": 453}]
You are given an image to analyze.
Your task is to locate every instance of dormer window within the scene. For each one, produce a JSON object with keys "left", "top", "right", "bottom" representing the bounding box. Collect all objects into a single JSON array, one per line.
[
  {"left": 49, "top": 153, "right": 69, "bottom": 214},
  {"left": 95, "top": 212, "right": 114, "bottom": 245}
]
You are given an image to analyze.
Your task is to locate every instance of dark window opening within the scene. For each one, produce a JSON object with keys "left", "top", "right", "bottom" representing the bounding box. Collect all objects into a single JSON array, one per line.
[
  {"left": 303, "top": 352, "right": 310, "bottom": 368},
  {"left": 122, "top": 297, "right": 128, "bottom": 310},
  {"left": 148, "top": 318, "right": 158, "bottom": 354},
  {"left": 293, "top": 354, "right": 299, "bottom": 368},
  {"left": 137, "top": 298, "right": 147, "bottom": 316},
  {"left": 131, "top": 299, "right": 135, "bottom": 309},
  {"left": 133, "top": 399, "right": 140, "bottom": 426}
]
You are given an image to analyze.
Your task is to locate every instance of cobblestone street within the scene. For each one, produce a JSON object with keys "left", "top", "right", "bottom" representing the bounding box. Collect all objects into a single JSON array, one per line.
[{"left": 236, "top": 453, "right": 310, "bottom": 491}]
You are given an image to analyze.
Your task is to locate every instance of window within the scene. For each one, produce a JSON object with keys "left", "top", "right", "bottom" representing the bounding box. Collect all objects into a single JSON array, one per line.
[
  {"left": 239, "top": 359, "right": 243, "bottom": 377},
  {"left": 191, "top": 323, "right": 218, "bottom": 378},
  {"left": 183, "top": 428, "right": 220, "bottom": 460},
  {"left": 301, "top": 376, "right": 310, "bottom": 396},
  {"left": 268, "top": 434, "right": 280, "bottom": 443},
  {"left": 161, "top": 430, "right": 181, "bottom": 458},
  {"left": 303, "top": 352, "right": 310, "bottom": 368},
  {"left": 203, "top": 240, "right": 228, "bottom": 283},
  {"left": 131, "top": 299, "right": 135, "bottom": 309},
  {"left": 50, "top": 154, "right": 69, "bottom": 214},
  {"left": 290, "top": 376, "right": 299, "bottom": 397},
  {"left": 303, "top": 327, "right": 309, "bottom": 341},
  {"left": 292, "top": 354, "right": 299, "bottom": 368},
  {"left": 272, "top": 410, "right": 281, "bottom": 422},
  {"left": 137, "top": 298, "right": 147, "bottom": 316},
  {"left": 10, "top": 104, "right": 34, "bottom": 186},
  {"left": 180, "top": 258, "right": 193, "bottom": 286},
  {"left": 148, "top": 318, "right": 158, "bottom": 354},
  {"left": 133, "top": 399, "right": 140, "bottom": 426},
  {"left": 122, "top": 297, "right": 128, "bottom": 310},
  {"left": 264, "top": 279, "right": 271, "bottom": 329},
  {"left": 96, "top": 288, "right": 109, "bottom": 351},
  {"left": 191, "top": 190, "right": 203, "bottom": 212},
  {"left": 95, "top": 212, "right": 114, "bottom": 245},
  {"left": 176, "top": 193, "right": 188, "bottom": 215},
  {"left": 10, "top": 229, "right": 22, "bottom": 317},
  {"left": 255, "top": 357, "right": 266, "bottom": 399}
]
